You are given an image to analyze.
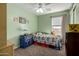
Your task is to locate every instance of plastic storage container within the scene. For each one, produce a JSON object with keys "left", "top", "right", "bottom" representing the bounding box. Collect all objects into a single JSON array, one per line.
[{"left": 20, "top": 34, "right": 33, "bottom": 48}]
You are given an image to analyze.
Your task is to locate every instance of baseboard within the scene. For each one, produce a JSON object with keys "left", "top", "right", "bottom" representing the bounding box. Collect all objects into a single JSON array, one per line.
[{"left": 13, "top": 45, "right": 19, "bottom": 49}]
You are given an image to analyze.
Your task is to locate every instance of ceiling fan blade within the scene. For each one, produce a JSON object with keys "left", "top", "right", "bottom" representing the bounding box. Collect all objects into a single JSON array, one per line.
[
  {"left": 44, "top": 3, "right": 51, "bottom": 5},
  {"left": 46, "top": 8, "right": 52, "bottom": 11}
]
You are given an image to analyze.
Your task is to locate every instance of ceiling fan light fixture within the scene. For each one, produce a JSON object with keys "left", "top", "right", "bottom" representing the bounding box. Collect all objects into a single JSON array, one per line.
[{"left": 36, "top": 8, "right": 44, "bottom": 13}]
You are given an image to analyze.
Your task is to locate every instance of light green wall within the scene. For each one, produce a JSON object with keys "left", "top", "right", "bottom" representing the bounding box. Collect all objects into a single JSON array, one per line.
[
  {"left": 75, "top": 4, "right": 79, "bottom": 24},
  {"left": 7, "top": 4, "right": 38, "bottom": 48},
  {"left": 69, "top": 3, "right": 79, "bottom": 24},
  {"left": 38, "top": 10, "right": 70, "bottom": 33}
]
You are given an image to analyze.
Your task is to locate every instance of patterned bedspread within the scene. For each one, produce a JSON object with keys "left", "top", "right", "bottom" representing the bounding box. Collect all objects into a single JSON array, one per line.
[{"left": 33, "top": 33, "right": 62, "bottom": 46}]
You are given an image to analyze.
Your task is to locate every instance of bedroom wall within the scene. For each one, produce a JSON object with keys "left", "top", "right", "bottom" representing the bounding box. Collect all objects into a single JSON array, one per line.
[
  {"left": 76, "top": 4, "right": 79, "bottom": 24},
  {"left": 38, "top": 10, "right": 70, "bottom": 33},
  {"left": 38, "top": 10, "right": 70, "bottom": 41},
  {"left": 7, "top": 4, "right": 38, "bottom": 48},
  {"left": 70, "top": 3, "right": 79, "bottom": 24}
]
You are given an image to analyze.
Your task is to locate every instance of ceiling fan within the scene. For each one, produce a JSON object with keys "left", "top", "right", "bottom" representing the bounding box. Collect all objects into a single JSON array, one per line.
[{"left": 35, "top": 3, "right": 52, "bottom": 13}]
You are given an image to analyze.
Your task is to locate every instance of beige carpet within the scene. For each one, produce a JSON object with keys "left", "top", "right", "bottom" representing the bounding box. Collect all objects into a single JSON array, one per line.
[{"left": 14, "top": 45, "right": 66, "bottom": 56}]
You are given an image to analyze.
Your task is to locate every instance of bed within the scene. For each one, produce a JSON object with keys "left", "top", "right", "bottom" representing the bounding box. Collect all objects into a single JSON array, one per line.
[{"left": 33, "top": 32, "right": 62, "bottom": 47}]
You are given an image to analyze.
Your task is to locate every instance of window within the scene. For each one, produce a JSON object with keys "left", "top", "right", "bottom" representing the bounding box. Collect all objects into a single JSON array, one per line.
[{"left": 52, "top": 16, "right": 63, "bottom": 36}]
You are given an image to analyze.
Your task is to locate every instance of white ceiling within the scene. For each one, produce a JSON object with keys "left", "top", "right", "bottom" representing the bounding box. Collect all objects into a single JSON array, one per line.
[{"left": 15, "top": 3, "right": 72, "bottom": 15}]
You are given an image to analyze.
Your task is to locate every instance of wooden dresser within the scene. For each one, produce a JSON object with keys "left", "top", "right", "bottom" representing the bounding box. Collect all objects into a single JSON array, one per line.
[{"left": 65, "top": 32, "right": 79, "bottom": 56}]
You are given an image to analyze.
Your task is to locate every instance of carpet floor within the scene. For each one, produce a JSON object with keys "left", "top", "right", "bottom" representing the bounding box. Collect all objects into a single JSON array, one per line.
[{"left": 14, "top": 45, "right": 66, "bottom": 56}]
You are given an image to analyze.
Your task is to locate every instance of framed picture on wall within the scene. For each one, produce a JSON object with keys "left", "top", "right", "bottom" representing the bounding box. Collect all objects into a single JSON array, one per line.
[{"left": 19, "top": 17, "right": 26, "bottom": 24}]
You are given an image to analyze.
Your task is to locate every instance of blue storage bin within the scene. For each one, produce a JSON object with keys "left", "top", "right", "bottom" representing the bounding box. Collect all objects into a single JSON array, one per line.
[
  {"left": 25, "top": 35, "right": 33, "bottom": 45},
  {"left": 20, "top": 34, "right": 33, "bottom": 48},
  {"left": 20, "top": 35, "right": 29, "bottom": 48},
  {"left": 29, "top": 38, "right": 33, "bottom": 45}
]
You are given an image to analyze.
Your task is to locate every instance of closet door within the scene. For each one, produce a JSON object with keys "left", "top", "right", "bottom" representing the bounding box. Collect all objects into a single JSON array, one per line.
[{"left": 0, "top": 3, "right": 7, "bottom": 47}]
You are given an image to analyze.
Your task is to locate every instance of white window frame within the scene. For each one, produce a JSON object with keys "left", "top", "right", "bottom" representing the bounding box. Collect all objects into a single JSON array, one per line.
[{"left": 52, "top": 16, "right": 63, "bottom": 36}]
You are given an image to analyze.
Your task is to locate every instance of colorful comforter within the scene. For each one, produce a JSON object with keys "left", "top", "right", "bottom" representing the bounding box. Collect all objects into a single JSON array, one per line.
[{"left": 33, "top": 33, "right": 62, "bottom": 46}]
